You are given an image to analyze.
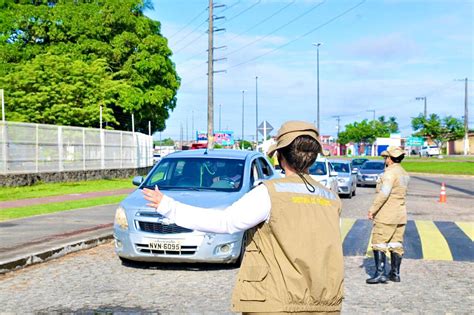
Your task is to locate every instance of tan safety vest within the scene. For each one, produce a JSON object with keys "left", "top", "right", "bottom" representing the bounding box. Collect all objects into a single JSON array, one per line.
[
  {"left": 369, "top": 163, "right": 410, "bottom": 224},
  {"left": 231, "top": 174, "right": 344, "bottom": 313}
]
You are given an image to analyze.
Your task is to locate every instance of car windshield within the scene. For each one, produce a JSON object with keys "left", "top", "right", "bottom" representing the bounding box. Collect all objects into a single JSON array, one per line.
[
  {"left": 332, "top": 162, "right": 350, "bottom": 173},
  {"left": 352, "top": 159, "right": 368, "bottom": 166},
  {"left": 309, "top": 161, "right": 327, "bottom": 175},
  {"left": 142, "top": 157, "right": 244, "bottom": 192},
  {"left": 361, "top": 162, "right": 385, "bottom": 170}
]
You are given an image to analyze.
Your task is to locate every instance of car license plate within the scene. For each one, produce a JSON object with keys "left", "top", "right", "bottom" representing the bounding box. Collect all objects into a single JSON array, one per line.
[{"left": 149, "top": 240, "right": 181, "bottom": 251}]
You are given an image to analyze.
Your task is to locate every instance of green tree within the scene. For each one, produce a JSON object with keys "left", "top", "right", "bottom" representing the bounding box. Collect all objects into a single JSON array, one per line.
[
  {"left": 338, "top": 116, "right": 399, "bottom": 146},
  {"left": 154, "top": 137, "right": 174, "bottom": 146},
  {"left": 411, "top": 114, "right": 464, "bottom": 147},
  {"left": 0, "top": 0, "right": 179, "bottom": 132}
]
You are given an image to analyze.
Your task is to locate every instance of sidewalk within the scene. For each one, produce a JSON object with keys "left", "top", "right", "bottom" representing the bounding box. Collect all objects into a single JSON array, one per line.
[{"left": 0, "top": 188, "right": 135, "bottom": 273}]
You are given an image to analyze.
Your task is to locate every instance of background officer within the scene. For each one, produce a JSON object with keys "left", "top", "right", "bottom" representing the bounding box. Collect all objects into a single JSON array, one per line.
[{"left": 366, "top": 146, "right": 409, "bottom": 284}]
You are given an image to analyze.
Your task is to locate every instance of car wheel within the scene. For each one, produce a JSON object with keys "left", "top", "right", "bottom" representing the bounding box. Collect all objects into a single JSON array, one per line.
[
  {"left": 352, "top": 188, "right": 356, "bottom": 196},
  {"left": 235, "top": 231, "right": 248, "bottom": 267},
  {"left": 347, "top": 192, "right": 352, "bottom": 199}
]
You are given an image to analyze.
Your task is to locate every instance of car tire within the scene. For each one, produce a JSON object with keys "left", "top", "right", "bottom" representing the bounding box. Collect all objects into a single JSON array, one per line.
[
  {"left": 235, "top": 231, "right": 248, "bottom": 267},
  {"left": 352, "top": 188, "right": 356, "bottom": 196},
  {"left": 347, "top": 192, "right": 352, "bottom": 199}
]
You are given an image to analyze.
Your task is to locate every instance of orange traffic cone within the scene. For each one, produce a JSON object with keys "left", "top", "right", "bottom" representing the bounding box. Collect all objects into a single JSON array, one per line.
[{"left": 439, "top": 182, "right": 447, "bottom": 203}]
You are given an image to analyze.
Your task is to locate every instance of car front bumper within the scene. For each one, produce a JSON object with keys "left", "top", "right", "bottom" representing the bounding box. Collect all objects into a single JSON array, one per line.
[{"left": 113, "top": 226, "right": 243, "bottom": 264}]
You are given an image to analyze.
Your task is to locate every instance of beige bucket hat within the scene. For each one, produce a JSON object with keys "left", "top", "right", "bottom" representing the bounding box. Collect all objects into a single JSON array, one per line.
[
  {"left": 267, "top": 121, "right": 321, "bottom": 157},
  {"left": 381, "top": 146, "right": 405, "bottom": 158}
]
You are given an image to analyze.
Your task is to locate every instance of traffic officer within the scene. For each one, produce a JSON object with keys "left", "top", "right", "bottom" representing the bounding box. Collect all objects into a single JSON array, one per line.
[
  {"left": 143, "top": 121, "right": 345, "bottom": 313},
  {"left": 366, "top": 146, "right": 409, "bottom": 284}
]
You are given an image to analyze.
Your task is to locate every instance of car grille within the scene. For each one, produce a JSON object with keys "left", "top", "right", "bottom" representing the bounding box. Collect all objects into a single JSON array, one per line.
[
  {"left": 138, "top": 221, "right": 193, "bottom": 234},
  {"left": 135, "top": 243, "right": 198, "bottom": 255}
]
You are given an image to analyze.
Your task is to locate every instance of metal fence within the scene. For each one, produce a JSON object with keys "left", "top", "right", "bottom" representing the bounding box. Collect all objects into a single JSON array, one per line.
[{"left": 0, "top": 121, "right": 153, "bottom": 174}]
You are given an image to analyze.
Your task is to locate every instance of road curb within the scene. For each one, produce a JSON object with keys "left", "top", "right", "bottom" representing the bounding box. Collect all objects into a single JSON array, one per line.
[
  {"left": 408, "top": 172, "right": 474, "bottom": 179},
  {"left": 0, "top": 230, "right": 113, "bottom": 275}
]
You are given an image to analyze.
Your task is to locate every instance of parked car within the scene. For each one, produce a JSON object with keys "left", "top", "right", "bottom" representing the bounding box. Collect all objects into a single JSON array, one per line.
[
  {"left": 309, "top": 157, "right": 339, "bottom": 192},
  {"left": 351, "top": 158, "right": 369, "bottom": 171},
  {"left": 356, "top": 160, "right": 385, "bottom": 187},
  {"left": 114, "top": 149, "right": 279, "bottom": 265},
  {"left": 331, "top": 160, "right": 357, "bottom": 198},
  {"left": 419, "top": 145, "right": 440, "bottom": 157}
]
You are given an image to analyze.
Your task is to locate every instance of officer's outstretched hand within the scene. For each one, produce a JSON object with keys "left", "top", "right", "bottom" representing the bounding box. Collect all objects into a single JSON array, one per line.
[{"left": 143, "top": 185, "right": 164, "bottom": 209}]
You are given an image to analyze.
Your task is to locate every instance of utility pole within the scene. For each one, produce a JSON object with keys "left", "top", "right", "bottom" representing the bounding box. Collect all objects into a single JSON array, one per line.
[
  {"left": 186, "top": 116, "right": 189, "bottom": 144},
  {"left": 255, "top": 76, "right": 259, "bottom": 150},
  {"left": 192, "top": 110, "right": 194, "bottom": 143},
  {"left": 207, "top": 0, "right": 226, "bottom": 150},
  {"left": 463, "top": 78, "right": 469, "bottom": 155},
  {"left": 415, "top": 96, "right": 427, "bottom": 118},
  {"left": 313, "top": 43, "right": 322, "bottom": 133},
  {"left": 241, "top": 90, "right": 246, "bottom": 150},
  {"left": 332, "top": 115, "right": 341, "bottom": 156},
  {"left": 207, "top": 0, "right": 214, "bottom": 149}
]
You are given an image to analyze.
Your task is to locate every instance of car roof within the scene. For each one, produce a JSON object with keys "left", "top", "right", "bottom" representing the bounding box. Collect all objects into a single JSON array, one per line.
[
  {"left": 165, "top": 149, "right": 259, "bottom": 160},
  {"left": 364, "top": 160, "right": 385, "bottom": 164}
]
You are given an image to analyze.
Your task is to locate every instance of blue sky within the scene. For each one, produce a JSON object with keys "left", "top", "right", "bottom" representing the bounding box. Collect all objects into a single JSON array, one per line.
[{"left": 146, "top": 0, "right": 473, "bottom": 141}]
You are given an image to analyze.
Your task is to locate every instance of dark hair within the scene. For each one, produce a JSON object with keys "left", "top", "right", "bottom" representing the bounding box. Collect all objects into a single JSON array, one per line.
[
  {"left": 277, "top": 135, "right": 321, "bottom": 173},
  {"left": 391, "top": 155, "right": 405, "bottom": 163}
]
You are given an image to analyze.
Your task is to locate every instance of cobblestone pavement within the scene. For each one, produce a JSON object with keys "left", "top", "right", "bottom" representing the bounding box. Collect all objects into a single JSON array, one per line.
[{"left": 0, "top": 241, "right": 472, "bottom": 314}]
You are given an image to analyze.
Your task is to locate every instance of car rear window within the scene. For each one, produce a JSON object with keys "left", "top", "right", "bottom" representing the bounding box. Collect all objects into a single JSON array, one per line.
[
  {"left": 142, "top": 158, "right": 245, "bottom": 192},
  {"left": 362, "top": 162, "right": 385, "bottom": 170},
  {"left": 309, "top": 162, "right": 327, "bottom": 175},
  {"left": 332, "top": 162, "right": 350, "bottom": 173}
]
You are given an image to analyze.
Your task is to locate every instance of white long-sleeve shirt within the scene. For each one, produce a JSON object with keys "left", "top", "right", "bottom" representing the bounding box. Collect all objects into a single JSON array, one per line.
[{"left": 156, "top": 184, "right": 272, "bottom": 234}]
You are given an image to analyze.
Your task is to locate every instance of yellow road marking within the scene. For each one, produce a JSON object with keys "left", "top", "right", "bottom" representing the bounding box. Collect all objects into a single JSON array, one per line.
[
  {"left": 340, "top": 218, "right": 355, "bottom": 242},
  {"left": 415, "top": 220, "right": 453, "bottom": 261},
  {"left": 455, "top": 222, "right": 474, "bottom": 241}
]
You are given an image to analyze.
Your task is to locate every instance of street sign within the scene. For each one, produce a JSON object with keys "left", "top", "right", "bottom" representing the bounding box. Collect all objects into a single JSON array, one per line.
[
  {"left": 406, "top": 136, "right": 424, "bottom": 146},
  {"left": 258, "top": 121, "right": 273, "bottom": 136}
]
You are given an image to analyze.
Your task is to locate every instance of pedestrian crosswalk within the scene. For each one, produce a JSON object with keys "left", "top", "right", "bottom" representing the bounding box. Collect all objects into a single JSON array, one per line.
[{"left": 341, "top": 219, "right": 473, "bottom": 261}]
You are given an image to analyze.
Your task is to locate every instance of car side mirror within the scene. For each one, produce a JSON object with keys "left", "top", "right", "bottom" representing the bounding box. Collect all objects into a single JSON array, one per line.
[
  {"left": 132, "top": 176, "right": 144, "bottom": 186},
  {"left": 330, "top": 171, "right": 338, "bottom": 177}
]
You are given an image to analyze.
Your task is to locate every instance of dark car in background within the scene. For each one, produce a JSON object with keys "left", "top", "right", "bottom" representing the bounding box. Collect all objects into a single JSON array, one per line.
[
  {"left": 351, "top": 158, "right": 369, "bottom": 171},
  {"left": 356, "top": 160, "right": 385, "bottom": 187}
]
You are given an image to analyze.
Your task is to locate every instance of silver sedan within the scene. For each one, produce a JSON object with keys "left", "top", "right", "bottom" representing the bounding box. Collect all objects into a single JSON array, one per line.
[
  {"left": 330, "top": 160, "right": 357, "bottom": 198},
  {"left": 356, "top": 160, "right": 385, "bottom": 187},
  {"left": 113, "top": 149, "right": 279, "bottom": 265}
]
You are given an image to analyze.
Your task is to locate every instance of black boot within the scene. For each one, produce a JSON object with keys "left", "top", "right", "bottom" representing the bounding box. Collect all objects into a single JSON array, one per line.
[
  {"left": 366, "top": 250, "right": 387, "bottom": 284},
  {"left": 389, "top": 252, "right": 402, "bottom": 282}
]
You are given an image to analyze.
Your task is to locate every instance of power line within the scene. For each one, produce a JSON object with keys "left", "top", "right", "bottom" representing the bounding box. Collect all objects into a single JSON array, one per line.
[
  {"left": 228, "top": 0, "right": 366, "bottom": 69},
  {"left": 225, "top": 0, "right": 326, "bottom": 58},
  {"left": 172, "top": 19, "right": 207, "bottom": 47},
  {"left": 226, "top": 0, "right": 296, "bottom": 44},
  {"left": 167, "top": 8, "right": 207, "bottom": 39},
  {"left": 173, "top": 31, "right": 207, "bottom": 54},
  {"left": 225, "top": 0, "right": 261, "bottom": 23}
]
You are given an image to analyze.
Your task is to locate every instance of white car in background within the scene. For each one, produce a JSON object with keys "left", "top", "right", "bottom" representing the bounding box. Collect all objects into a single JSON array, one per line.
[
  {"left": 419, "top": 145, "right": 440, "bottom": 157},
  {"left": 309, "top": 157, "right": 338, "bottom": 192}
]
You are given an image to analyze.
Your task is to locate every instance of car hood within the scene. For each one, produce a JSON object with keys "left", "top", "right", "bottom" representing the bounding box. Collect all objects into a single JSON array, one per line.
[
  {"left": 336, "top": 173, "right": 351, "bottom": 178},
  {"left": 121, "top": 188, "right": 244, "bottom": 212},
  {"left": 359, "top": 169, "right": 384, "bottom": 175}
]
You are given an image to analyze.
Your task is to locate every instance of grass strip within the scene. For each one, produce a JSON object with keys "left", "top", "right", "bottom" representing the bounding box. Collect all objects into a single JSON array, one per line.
[
  {"left": 0, "top": 178, "right": 134, "bottom": 202},
  {"left": 402, "top": 162, "right": 474, "bottom": 175},
  {"left": 0, "top": 194, "right": 128, "bottom": 222}
]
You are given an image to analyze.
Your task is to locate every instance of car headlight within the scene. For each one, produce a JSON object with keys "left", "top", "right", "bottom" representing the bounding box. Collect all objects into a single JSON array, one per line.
[
  {"left": 337, "top": 178, "right": 347, "bottom": 184},
  {"left": 319, "top": 179, "right": 327, "bottom": 185},
  {"left": 114, "top": 206, "right": 128, "bottom": 230}
]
